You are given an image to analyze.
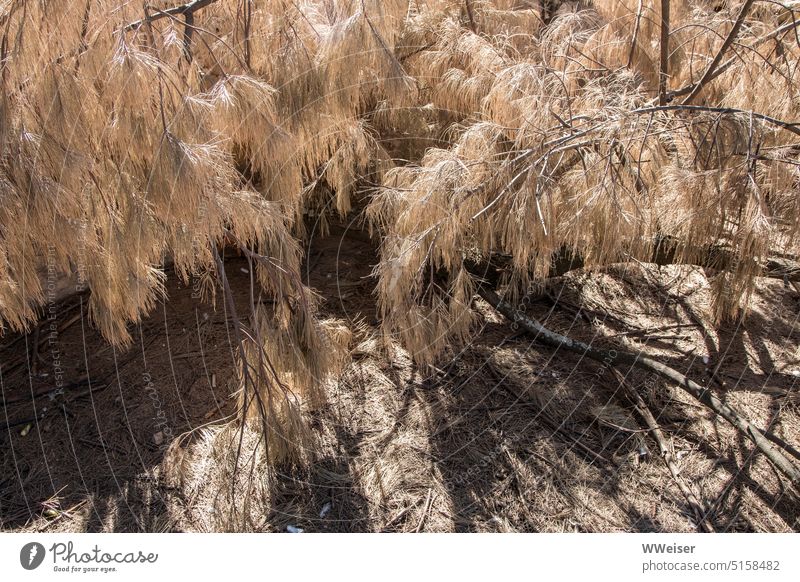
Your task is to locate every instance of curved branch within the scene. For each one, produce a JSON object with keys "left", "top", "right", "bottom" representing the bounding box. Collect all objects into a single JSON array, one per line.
[
  {"left": 614, "top": 368, "right": 715, "bottom": 532},
  {"left": 669, "top": 17, "right": 800, "bottom": 101},
  {"left": 682, "top": 0, "right": 756, "bottom": 104}
]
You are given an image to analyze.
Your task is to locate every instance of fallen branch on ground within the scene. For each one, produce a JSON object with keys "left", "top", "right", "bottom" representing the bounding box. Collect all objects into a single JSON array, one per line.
[
  {"left": 475, "top": 284, "right": 800, "bottom": 487},
  {"left": 612, "top": 369, "right": 715, "bottom": 532}
]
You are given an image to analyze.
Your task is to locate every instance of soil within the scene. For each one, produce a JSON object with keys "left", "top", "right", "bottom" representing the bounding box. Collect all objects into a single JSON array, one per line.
[{"left": 1, "top": 222, "right": 799, "bottom": 532}]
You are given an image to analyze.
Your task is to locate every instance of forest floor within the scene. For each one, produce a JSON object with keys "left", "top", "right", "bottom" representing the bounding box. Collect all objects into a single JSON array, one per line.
[{"left": 2, "top": 221, "right": 799, "bottom": 532}]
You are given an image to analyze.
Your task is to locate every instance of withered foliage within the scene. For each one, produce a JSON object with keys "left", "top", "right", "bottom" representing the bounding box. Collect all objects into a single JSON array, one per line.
[{"left": 2, "top": 1, "right": 800, "bottom": 459}]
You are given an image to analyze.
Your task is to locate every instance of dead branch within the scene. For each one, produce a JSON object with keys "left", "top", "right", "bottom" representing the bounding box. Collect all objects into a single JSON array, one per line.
[
  {"left": 464, "top": 0, "right": 477, "bottom": 33},
  {"left": 682, "top": 0, "right": 756, "bottom": 104},
  {"left": 668, "top": 18, "right": 800, "bottom": 101},
  {"left": 627, "top": 0, "right": 644, "bottom": 69},
  {"left": 632, "top": 104, "right": 800, "bottom": 137},
  {"left": 122, "top": 0, "right": 218, "bottom": 32},
  {"left": 475, "top": 284, "right": 800, "bottom": 487},
  {"left": 612, "top": 369, "right": 715, "bottom": 532},
  {"left": 658, "top": 0, "right": 670, "bottom": 105},
  {"left": 544, "top": 241, "right": 800, "bottom": 281}
]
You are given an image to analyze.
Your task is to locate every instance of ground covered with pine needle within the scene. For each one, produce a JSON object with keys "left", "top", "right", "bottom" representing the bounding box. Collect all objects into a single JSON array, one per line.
[{"left": 2, "top": 225, "right": 798, "bottom": 533}]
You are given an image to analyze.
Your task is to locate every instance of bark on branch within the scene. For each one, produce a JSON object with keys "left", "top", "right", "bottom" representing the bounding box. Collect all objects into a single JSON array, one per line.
[
  {"left": 668, "top": 18, "right": 800, "bottom": 102},
  {"left": 682, "top": 0, "right": 756, "bottom": 105},
  {"left": 658, "top": 0, "right": 670, "bottom": 106},
  {"left": 476, "top": 284, "right": 800, "bottom": 487},
  {"left": 122, "top": 0, "right": 218, "bottom": 32},
  {"left": 614, "top": 368, "right": 715, "bottom": 532}
]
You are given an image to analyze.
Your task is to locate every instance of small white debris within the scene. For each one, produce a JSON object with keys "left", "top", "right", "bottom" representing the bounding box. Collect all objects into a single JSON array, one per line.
[
  {"left": 153, "top": 431, "right": 164, "bottom": 446},
  {"left": 203, "top": 312, "right": 209, "bottom": 321},
  {"left": 702, "top": 355, "right": 710, "bottom": 365},
  {"left": 792, "top": 370, "right": 800, "bottom": 378},
  {"left": 319, "top": 502, "right": 332, "bottom": 518},
  {"left": 211, "top": 373, "right": 217, "bottom": 388},
  {"left": 286, "top": 525, "right": 304, "bottom": 533},
  {"left": 240, "top": 268, "right": 249, "bottom": 274}
]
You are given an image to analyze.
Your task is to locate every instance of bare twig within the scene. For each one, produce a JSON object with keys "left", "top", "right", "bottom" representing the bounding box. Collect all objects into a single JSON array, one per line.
[
  {"left": 632, "top": 104, "right": 800, "bottom": 138},
  {"left": 613, "top": 369, "right": 715, "bottom": 532},
  {"left": 627, "top": 0, "right": 644, "bottom": 69},
  {"left": 122, "top": 0, "right": 218, "bottom": 32},
  {"left": 682, "top": 0, "right": 756, "bottom": 104},
  {"left": 182, "top": 9, "right": 195, "bottom": 62},
  {"left": 669, "top": 17, "right": 800, "bottom": 101},
  {"left": 241, "top": 0, "right": 252, "bottom": 67},
  {"left": 414, "top": 489, "right": 434, "bottom": 532},
  {"left": 658, "top": 0, "right": 670, "bottom": 105},
  {"left": 464, "top": 0, "right": 477, "bottom": 33}
]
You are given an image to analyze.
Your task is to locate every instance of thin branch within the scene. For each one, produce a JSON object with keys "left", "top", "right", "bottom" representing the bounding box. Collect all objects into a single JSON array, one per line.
[
  {"left": 669, "top": 18, "right": 800, "bottom": 101},
  {"left": 613, "top": 369, "right": 715, "bottom": 532},
  {"left": 242, "top": 0, "right": 252, "bottom": 67},
  {"left": 683, "top": 0, "right": 756, "bottom": 104},
  {"left": 144, "top": 7, "right": 249, "bottom": 72},
  {"left": 658, "top": 0, "right": 670, "bottom": 105},
  {"left": 469, "top": 103, "right": 800, "bottom": 221},
  {"left": 464, "top": 0, "right": 477, "bottom": 33},
  {"left": 632, "top": 104, "right": 800, "bottom": 137},
  {"left": 182, "top": 10, "right": 195, "bottom": 63},
  {"left": 627, "top": 0, "right": 644, "bottom": 69}
]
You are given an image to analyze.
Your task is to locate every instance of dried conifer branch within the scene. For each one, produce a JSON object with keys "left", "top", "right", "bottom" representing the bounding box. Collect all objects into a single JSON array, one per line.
[
  {"left": 669, "top": 17, "right": 800, "bottom": 101},
  {"left": 632, "top": 104, "right": 800, "bottom": 136},
  {"left": 6, "top": 0, "right": 800, "bottom": 469},
  {"left": 543, "top": 242, "right": 800, "bottom": 281}
]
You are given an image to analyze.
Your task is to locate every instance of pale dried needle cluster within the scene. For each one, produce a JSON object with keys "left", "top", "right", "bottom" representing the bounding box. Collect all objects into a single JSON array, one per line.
[{"left": 2, "top": 1, "right": 800, "bottom": 458}]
